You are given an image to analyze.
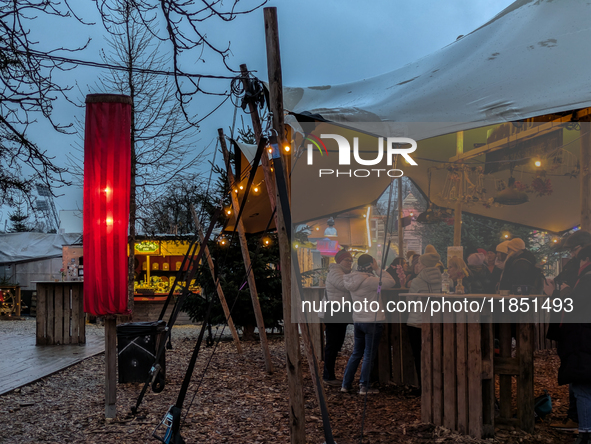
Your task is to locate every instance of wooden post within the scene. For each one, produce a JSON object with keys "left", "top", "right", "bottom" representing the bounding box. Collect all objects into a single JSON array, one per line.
[
  {"left": 105, "top": 315, "right": 117, "bottom": 419},
  {"left": 581, "top": 120, "right": 591, "bottom": 231},
  {"left": 190, "top": 205, "right": 243, "bottom": 354},
  {"left": 397, "top": 177, "right": 404, "bottom": 256},
  {"left": 454, "top": 132, "right": 464, "bottom": 246},
  {"left": 219, "top": 129, "right": 274, "bottom": 374},
  {"left": 264, "top": 7, "right": 307, "bottom": 444},
  {"left": 240, "top": 64, "right": 277, "bottom": 211}
]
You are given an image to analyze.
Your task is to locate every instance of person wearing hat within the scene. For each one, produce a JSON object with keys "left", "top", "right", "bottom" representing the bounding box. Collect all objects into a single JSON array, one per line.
[
  {"left": 495, "top": 240, "right": 511, "bottom": 270},
  {"left": 486, "top": 246, "right": 503, "bottom": 289},
  {"left": 406, "top": 245, "right": 442, "bottom": 393},
  {"left": 549, "top": 230, "right": 591, "bottom": 432},
  {"left": 499, "top": 238, "right": 544, "bottom": 293},
  {"left": 386, "top": 257, "right": 408, "bottom": 288},
  {"left": 322, "top": 249, "right": 354, "bottom": 386},
  {"left": 466, "top": 253, "right": 494, "bottom": 294},
  {"left": 554, "top": 242, "right": 591, "bottom": 443},
  {"left": 341, "top": 254, "right": 396, "bottom": 395}
]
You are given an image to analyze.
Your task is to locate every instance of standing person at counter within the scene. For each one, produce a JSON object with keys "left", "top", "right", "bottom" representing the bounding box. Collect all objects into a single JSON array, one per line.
[
  {"left": 341, "top": 254, "right": 396, "bottom": 395},
  {"left": 406, "top": 253, "right": 421, "bottom": 287},
  {"left": 322, "top": 249, "right": 354, "bottom": 386},
  {"left": 486, "top": 246, "right": 503, "bottom": 289},
  {"left": 499, "top": 238, "right": 543, "bottom": 293},
  {"left": 555, "top": 243, "right": 591, "bottom": 444},
  {"left": 386, "top": 257, "right": 407, "bottom": 288},
  {"left": 467, "top": 252, "right": 494, "bottom": 294},
  {"left": 407, "top": 245, "right": 442, "bottom": 393}
]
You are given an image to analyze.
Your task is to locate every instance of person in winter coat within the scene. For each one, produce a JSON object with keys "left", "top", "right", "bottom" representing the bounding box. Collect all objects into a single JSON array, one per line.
[
  {"left": 556, "top": 244, "right": 591, "bottom": 444},
  {"left": 467, "top": 253, "right": 494, "bottom": 294},
  {"left": 341, "top": 254, "right": 396, "bottom": 395},
  {"left": 386, "top": 257, "right": 408, "bottom": 288},
  {"left": 548, "top": 230, "right": 591, "bottom": 431},
  {"left": 486, "top": 246, "right": 503, "bottom": 289},
  {"left": 407, "top": 245, "right": 442, "bottom": 390},
  {"left": 322, "top": 249, "right": 354, "bottom": 386},
  {"left": 448, "top": 256, "right": 471, "bottom": 293},
  {"left": 499, "top": 238, "right": 544, "bottom": 293}
]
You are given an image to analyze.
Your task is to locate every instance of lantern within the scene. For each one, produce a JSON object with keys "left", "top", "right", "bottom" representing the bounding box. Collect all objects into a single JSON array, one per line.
[{"left": 83, "top": 94, "right": 132, "bottom": 316}]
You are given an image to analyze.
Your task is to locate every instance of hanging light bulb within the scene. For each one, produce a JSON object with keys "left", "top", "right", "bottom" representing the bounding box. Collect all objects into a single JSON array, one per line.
[
  {"left": 534, "top": 159, "right": 542, "bottom": 168},
  {"left": 284, "top": 144, "right": 291, "bottom": 153},
  {"left": 239, "top": 185, "right": 244, "bottom": 190},
  {"left": 225, "top": 208, "right": 232, "bottom": 215}
]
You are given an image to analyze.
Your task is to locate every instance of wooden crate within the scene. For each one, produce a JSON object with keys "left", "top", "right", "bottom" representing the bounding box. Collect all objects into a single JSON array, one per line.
[
  {"left": 36, "top": 282, "right": 85, "bottom": 345},
  {"left": 421, "top": 307, "right": 495, "bottom": 439}
]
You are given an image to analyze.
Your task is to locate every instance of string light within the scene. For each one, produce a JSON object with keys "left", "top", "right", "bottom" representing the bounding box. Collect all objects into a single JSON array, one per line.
[
  {"left": 534, "top": 159, "right": 542, "bottom": 167},
  {"left": 284, "top": 144, "right": 291, "bottom": 153},
  {"left": 225, "top": 208, "right": 232, "bottom": 215},
  {"left": 239, "top": 185, "right": 244, "bottom": 190}
]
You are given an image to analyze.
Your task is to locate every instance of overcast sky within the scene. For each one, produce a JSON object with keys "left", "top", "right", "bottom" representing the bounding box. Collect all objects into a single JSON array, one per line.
[{"left": 1, "top": 0, "right": 516, "bottom": 230}]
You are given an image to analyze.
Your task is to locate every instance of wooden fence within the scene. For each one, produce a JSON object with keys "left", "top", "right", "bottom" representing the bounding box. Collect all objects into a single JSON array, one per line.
[{"left": 36, "top": 282, "right": 85, "bottom": 345}]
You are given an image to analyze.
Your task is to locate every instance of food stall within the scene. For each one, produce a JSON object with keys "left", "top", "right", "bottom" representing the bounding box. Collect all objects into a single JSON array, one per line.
[{"left": 133, "top": 238, "right": 201, "bottom": 300}]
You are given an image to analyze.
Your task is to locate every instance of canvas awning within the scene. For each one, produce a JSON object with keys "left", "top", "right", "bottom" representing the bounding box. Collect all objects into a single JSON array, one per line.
[{"left": 281, "top": 0, "right": 591, "bottom": 233}]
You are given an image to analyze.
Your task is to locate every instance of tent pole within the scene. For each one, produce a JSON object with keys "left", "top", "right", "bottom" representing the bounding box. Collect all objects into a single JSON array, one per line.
[
  {"left": 190, "top": 205, "right": 243, "bottom": 354},
  {"left": 240, "top": 63, "right": 306, "bottom": 443},
  {"left": 454, "top": 132, "right": 464, "bottom": 246},
  {"left": 104, "top": 315, "right": 117, "bottom": 419},
  {"left": 581, "top": 119, "right": 591, "bottom": 231},
  {"left": 219, "top": 129, "right": 274, "bottom": 373},
  {"left": 397, "top": 177, "right": 404, "bottom": 256},
  {"left": 263, "top": 8, "right": 307, "bottom": 443}
]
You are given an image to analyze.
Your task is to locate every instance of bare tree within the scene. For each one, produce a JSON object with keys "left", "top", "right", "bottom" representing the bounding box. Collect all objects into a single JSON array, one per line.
[{"left": 0, "top": 1, "right": 88, "bottom": 206}]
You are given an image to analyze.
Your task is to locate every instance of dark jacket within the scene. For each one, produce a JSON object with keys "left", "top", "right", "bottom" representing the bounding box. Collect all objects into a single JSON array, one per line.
[
  {"left": 386, "top": 266, "right": 403, "bottom": 288},
  {"left": 467, "top": 265, "right": 494, "bottom": 294},
  {"left": 557, "top": 263, "right": 591, "bottom": 385},
  {"left": 499, "top": 249, "right": 543, "bottom": 292}
]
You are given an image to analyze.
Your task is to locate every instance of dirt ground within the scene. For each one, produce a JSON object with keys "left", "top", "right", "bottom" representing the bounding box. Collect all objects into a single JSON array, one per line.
[{"left": 0, "top": 324, "right": 580, "bottom": 444}]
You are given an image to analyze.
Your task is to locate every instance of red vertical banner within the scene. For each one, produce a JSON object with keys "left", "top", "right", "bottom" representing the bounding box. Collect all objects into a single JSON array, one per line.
[{"left": 83, "top": 94, "right": 132, "bottom": 316}]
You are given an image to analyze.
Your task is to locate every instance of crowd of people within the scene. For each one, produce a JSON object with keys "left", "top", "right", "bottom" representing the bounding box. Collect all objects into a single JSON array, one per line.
[{"left": 321, "top": 232, "right": 591, "bottom": 444}]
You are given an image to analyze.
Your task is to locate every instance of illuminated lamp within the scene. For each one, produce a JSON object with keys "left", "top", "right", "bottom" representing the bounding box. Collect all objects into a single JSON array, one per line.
[{"left": 83, "top": 94, "right": 132, "bottom": 316}]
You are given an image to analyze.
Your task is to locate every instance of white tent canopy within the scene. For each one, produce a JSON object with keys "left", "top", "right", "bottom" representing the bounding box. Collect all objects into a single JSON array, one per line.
[
  {"left": 284, "top": 0, "right": 591, "bottom": 233},
  {"left": 0, "top": 232, "right": 80, "bottom": 264}
]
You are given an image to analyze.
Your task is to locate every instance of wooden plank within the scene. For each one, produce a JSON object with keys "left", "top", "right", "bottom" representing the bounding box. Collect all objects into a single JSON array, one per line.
[
  {"left": 391, "top": 323, "right": 402, "bottom": 384},
  {"left": 104, "top": 316, "right": 117, "bottom": 418},
  {"left": 517, "top": 320, "right": 535, "bottom": 433},
  {"left": 401, "top": 322, "right": 417, "bottom": 386},
  {"left": 421, "top": 316, "right": 433, "bottom": 424},
  {"left": 46, "top": 284, "right": 55, "bottom": 345},
  {"left": 455, "top": 312, "right": 468, "bottom": 435},
  {"left": 467, "top": 312, "right": 483, "bottom": 439},
  {"left": 54, "top": 284, "right": 64, "bottom": 345},
  {"left": 377, "top": 323, "right": 391, "bottom": 384},
  {"left": 498, "top": 323, "right": 512, "bottom": 420},
  {"left": 481, "top": 320, "right": 495, "bottom": 438},
  {"left": 432, "top": 314, "right": 443, "bottom": 426},
  {"left": 493, "top": 357, "right": 520, "bottom": 375},
  {"left": 78, "top": 285, "right": 86, "bottom": 344},
  {"left": 442, "top": 315, "right": 456, "bottom": 430},
  {"left": 36, "top": 284, "right": 47, "bottom": 346},
  {"left": 71, "top": 284, "right": 80, "bottom": 344}
]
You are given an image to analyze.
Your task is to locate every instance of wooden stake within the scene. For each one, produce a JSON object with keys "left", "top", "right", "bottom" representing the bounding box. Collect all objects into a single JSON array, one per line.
[
  {"left": 454, "top": 132, "right": 464, "bottom": 246},
  {"left": 264, "top": 8, "right": 334, "bottom": 444},
  {"left": 581, "top": 119, "right": 591, "bottom": 231},
  {"left": 190, "top": 204, "right": 243, "bottom": 354},
  {"left": 219, "top": 129, "right": 274, "bottom": 374},
  {"left": 105, "top": 315, "right": 117, "bottom": 419},
  {"left": 397, "top": 177, "right": 404, "bottom": 256}
]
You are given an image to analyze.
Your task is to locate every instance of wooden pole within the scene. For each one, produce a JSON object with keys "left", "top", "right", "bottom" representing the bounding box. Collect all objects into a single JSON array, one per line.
[
  {"left": 104, "top": 315, "right": 117, "bottom": 419},
  {"left": 581, "top": 120, "right": 591, "bottom": 231},
  {"left": 190, "top": 204, "right": 243, "bottom": 354},
  {"left": 397, "top": 177, "right": 404, "bottom": 256},
  {"left": 264, "top": 7, "right": 307, "bottom": 444},
  {"left": 240, "top": 64, "right": 278, "bottom": 211},
  {"left": 454, "top": 132, "right": 464, "bottom": 246},
  {"left": 219, "top": 129, "right": 274, "bottom": 374}
]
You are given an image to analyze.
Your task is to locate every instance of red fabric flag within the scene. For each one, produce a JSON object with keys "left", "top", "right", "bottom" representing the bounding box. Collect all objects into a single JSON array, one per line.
[{"left": 83, "top": 94, "right": 132, "bottom": 316}]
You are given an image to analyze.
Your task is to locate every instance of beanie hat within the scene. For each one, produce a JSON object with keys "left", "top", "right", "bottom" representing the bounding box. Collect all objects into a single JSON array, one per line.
[
  {"left": 468, "top": 253, "right": 485, "bottom": 267},
  {"left": 334, "top": 249, "right": 352, "bottom": 264},
  {"left": 507, "top": 238, "right": 526, "bottom": 253},
  {"left": 419, "top": 244, "right": 440, "bottom": 268},
  {"left": 357, "top": 254, "right": 374, "bottom": 269},
  {"left": 496, "top": 241, "right": 510, "bottom": 254},
  {"left": 477, "top": 248, "right": 487, "bottom": 256}
]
